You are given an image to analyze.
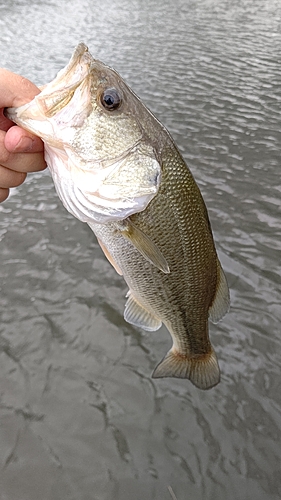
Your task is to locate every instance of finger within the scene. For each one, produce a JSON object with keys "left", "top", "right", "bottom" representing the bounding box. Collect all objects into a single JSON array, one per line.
[
  {"left": 1, "top": 150, "right": 46, "bottom": 173},
  {"left": 0, "top": 108, "right": 15, "bottom": 132},
  {"left": 0, "top": 69, "right": 40, "bottom": 134},
  {"left": 5, "top": 125, "right": 44, "bottom": 154},
  {"left": 0, "top": 187, "right": 9, "bottom": 203},
  {"left": 0, "top": 164, "right": 26, "bottom": 188},
  {"left": 0, "top": 68, "right": 40, "bottom": 109},
  {"left": 0, "top": 130, "right": 46, "bottom": 173}
]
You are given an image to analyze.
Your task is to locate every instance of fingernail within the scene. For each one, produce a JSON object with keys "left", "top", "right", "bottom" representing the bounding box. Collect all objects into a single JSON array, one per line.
[{"left": 13, "top": 136, "right": 34, "bottom": 152}]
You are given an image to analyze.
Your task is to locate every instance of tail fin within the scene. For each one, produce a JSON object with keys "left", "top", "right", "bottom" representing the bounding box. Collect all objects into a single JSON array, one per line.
[{"left": 152, "top": 348, "right": 220, "bottom": 390}]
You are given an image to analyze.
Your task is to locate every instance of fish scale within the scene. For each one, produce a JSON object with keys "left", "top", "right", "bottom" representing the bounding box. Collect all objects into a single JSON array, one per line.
[
  {"left": 90, "top": 143, "right": 222, "bottom": 382},
  {"left": 5, "top": 43, "right": 230, "bottom": 389}
]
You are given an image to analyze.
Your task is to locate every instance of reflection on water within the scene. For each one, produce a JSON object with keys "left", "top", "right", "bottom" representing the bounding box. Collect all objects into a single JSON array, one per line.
[{"left": 1, "top": 0, "right": 281, "bottom": 499}]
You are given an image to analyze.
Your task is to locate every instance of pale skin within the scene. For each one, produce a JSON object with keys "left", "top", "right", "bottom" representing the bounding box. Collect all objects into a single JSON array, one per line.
[{"left": 0, "top": 68, "right": 46, "bottom": 202}]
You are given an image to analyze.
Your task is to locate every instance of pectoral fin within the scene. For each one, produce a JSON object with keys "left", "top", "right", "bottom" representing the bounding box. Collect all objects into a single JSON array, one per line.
[
  {"left": 124, "top": 291, "right": 162, "bottom": 331},
  {"left": 117, "top": 219, "right": 170, "bottom": 274}
]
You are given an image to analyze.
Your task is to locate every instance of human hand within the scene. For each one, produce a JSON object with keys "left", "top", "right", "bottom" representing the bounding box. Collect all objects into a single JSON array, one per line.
[{"left": 0, "top": 68, "right": 46, "bottom": 202}]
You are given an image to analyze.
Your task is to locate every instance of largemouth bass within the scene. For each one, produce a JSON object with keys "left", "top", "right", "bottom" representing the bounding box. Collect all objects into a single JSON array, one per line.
[{"left": 6, "top": 43, "right": 230, "bottom": 389}]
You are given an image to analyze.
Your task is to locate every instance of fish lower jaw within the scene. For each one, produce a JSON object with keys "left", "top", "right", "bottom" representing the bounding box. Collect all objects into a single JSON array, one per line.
[{"left": 5, "top": 112, "right": 61, "bottom": 148}]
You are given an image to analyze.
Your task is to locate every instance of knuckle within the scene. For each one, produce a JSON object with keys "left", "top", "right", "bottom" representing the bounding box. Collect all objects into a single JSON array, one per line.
[{"left": 13, "top": 171, "right": 27, "bottom": 187}]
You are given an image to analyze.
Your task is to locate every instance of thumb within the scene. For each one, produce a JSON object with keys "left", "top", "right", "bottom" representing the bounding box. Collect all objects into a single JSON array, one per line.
[{"left": 5, "top": 125, "right": 44, "bottom": 153}]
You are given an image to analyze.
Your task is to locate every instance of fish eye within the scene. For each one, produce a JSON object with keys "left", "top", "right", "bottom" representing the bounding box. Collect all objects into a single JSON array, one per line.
[{"left": 100, "top": 88, "right": 122, "bottom": 111}]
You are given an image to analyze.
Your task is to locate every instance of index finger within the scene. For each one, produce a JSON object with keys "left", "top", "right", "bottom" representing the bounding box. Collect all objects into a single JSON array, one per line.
[
  {"left": 0, "top": 68, "right": 41, "bottom": 133},
  {"left": 0, "top": 68, "right": 40, "bottom": 109}
]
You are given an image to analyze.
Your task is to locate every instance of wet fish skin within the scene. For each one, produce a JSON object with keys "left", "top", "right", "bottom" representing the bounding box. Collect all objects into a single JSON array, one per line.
[
  {"left": 89, "top": 144, "right": 229, "bottom": 389},
  {"left": 5, "top": 43, "right": 230, "bottom": 389}
]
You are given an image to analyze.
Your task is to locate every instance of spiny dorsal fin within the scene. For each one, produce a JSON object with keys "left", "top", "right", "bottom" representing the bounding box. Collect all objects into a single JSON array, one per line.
[
  {"left": 116, "top": 219, "right": 170, "bottom": 274},
  {"left": 209, "top": 260, "right": 230, "bottom": 324},
  {"left": 152, "top": 348, "right": 220, "bottom": 390},
  {"left": 124, "top": 291, "right": 162, "bottom": 331}
]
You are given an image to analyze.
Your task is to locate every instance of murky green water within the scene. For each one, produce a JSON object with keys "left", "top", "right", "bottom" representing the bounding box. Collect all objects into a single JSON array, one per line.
[{"left": 0, "top": 1, "right": 281, "bottom": 499}]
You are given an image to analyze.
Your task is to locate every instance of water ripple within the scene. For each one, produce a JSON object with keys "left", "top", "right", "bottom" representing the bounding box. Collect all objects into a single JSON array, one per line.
[{"left": 1, "top": 0, "right": 281, "bottom": 499}]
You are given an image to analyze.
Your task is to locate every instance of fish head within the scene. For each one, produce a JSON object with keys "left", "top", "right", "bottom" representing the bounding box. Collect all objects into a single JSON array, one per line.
[{"left": 6, "top": 43, "right": 162, "bottom": 223}]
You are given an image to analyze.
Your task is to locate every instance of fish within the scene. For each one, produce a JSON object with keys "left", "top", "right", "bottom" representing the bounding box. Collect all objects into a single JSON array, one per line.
[{"left": 5, "top": 43, "right": 230, "bottom": 389}]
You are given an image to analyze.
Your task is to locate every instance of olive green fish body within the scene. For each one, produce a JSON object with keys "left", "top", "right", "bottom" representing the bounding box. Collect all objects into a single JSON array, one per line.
[
  {"left": 5, "top": 44, "right": 230, "bottom": 390},
  {"left": 90, "top": 140, "right": 228, "bottom": 389}
]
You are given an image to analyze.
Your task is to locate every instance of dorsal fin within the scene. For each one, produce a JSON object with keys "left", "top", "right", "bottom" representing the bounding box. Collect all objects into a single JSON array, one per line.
[{"left": 209, "top": 260, "right": 230, "bottom": 324}]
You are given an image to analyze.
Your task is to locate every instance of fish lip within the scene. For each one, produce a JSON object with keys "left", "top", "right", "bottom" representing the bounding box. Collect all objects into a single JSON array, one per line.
[
  {"left": 42, "top": 43, "right": 93, "bottom": 93},
  {"left": 4, "top": 43, "right": 94, "bottom": 130}
]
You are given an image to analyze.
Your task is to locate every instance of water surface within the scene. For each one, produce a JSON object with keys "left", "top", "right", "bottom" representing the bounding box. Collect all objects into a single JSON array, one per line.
[{"left": 0, "top": 1, "right": 281, "bottom": 499}]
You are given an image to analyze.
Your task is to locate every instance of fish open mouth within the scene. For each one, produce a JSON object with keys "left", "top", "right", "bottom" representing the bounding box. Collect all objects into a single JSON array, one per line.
[{"left": 5, "top": 45, "right": 94, "bottom": 147}]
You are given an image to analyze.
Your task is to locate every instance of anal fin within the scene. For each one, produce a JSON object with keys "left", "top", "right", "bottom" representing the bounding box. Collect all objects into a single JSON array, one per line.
[
  {"left": 124, "top": 291, "right": 162, "bottom": 331},
  {"left": 152, "top": 348, "right": 220, "bottom": 390}
]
